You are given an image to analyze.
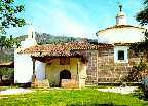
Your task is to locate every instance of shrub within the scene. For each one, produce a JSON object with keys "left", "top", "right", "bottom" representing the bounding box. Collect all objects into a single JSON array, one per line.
[
  {"left": 123, "top": 60, "right": 147, "bottom": 82},
  {"left": 0, "top": 68, "right": 14, "bottom": 85}
]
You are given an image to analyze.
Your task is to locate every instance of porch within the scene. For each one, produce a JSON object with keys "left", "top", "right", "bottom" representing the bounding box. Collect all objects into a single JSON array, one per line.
[{"left": 31, "top": 56, "right": 87, "bottom": 88}]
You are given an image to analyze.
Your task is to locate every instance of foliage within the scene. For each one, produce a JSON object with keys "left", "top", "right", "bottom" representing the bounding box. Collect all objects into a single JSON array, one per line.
[
  {"left": 16, "top": 33, "right": 98, "bottom": 45},
  {"left": 136, "top": 0, "right": 148, "bottom": 52},
  {"left": 134, "top": 0, "right": 148, "bottom": 62},
  {"left": 0, "top": 0, "right": 25, "bottom": 50},
  {"left": 0, "top": 67, "right": 13, "bottom": 82},
  {"left": 0, "top": 90, "right": 146, "bottom": 106},
  {"left": 136, "top": 0, "right": 148, "bottom": 25},
  {"left": 0, "top": 0, "right": 26, "bottom": 31},
  {"left": 133, "top": 60, "right": 147, "bottom": 72},
  {"left": 0, "top": 35, "right": 21, "bottom": 50},
  {"left": 124, "top": 61, "right": 147, "bottom": 82},
  {"left": 0, "top": 54, "right": 13, "bottom": 63}
]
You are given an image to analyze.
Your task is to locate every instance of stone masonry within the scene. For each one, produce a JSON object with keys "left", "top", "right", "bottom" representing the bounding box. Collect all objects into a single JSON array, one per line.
[{"left": 85, "top": 48, "right": 147, "bottom": 85}]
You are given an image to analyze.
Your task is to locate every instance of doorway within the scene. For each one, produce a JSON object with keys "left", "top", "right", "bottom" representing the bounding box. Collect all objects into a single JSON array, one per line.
[{"left": 60, "top": 70, "right": 71, "bottom": 86}]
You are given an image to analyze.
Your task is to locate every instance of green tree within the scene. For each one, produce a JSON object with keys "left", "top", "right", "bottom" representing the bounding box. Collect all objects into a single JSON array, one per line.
[
  {"left": 0, "top": 35, "right": 6, "bottom": 50},
  {"left": 0, "top": 35, "right": 20, "bottom": 50},
  {"left": 135, "top": 0, "right": 148, "bottom": 61},
  {"left": 136, "top": 0, "right": 148, "bottom": 98},
  {"left": 0, "top": 0, "right": 25, "bottom": 49},
  {"left": 0, "top": 0, "right": 26, "bottom": 31},
  {"left": 136, "top": 0, "right": 148, "bottom": 25}
]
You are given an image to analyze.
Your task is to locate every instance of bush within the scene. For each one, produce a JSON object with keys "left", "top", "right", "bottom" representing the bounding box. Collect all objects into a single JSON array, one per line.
[
  {"left": 123, "top": 61, "right": 147, "bottom": 82},
  {"left": 0, "top": 68, "right": 14, "bottom": 85}
]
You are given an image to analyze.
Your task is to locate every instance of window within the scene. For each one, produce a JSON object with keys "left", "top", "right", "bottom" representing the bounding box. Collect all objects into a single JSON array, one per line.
[
  {"left": 60, "top": 58, "right": 70, "bottom": 65},
  {"left": 114, "top": 46, "right": 129, "bottom": 63},
  {"left": 118, "top": 50, "right": 124, "bottom": 60}
]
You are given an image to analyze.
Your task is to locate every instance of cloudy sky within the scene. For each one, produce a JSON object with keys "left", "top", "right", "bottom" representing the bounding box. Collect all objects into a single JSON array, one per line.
[{"left": 7, "top": 0, "right": 144, "bottom": 39}]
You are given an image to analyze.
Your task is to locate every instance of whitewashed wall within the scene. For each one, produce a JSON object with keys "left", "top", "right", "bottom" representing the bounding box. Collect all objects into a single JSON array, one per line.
[
  {"left": 14, "top": 27, "right": 39, "bottom": 83},
  {"left": 14, "top": 51, "right": 46, "bottom": 83},
  {"left": 14, "top": 52, "right": 33, "bottom": 83},
  {"left": 97, "top": 27, "right": 145, "bottom": 43},
  {"left": 35, "top": 61, "right": 46, "bottom": 81}
]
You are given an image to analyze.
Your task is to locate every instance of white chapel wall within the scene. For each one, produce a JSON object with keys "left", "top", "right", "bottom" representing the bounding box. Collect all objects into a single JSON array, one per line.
[
  {"left": 35, "top": 61, "right": 46, "bottom": 81},
  {"left": 14, "top": 26, "right": 38, "bottom": 83},
  {"left": 98, "top": 27, "right": 145, "bottom": 43},
  {"left": 14, "top": 52, "right": 33, "bottom": 83}
]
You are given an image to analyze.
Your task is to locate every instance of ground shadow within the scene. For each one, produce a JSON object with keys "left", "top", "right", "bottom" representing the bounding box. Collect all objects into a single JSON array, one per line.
[
  {"left": 68, "top": 103, "right": 126, "bottom": 106},
  {"left": 132, "top": 92, "right": 148, "bottom": 101}
]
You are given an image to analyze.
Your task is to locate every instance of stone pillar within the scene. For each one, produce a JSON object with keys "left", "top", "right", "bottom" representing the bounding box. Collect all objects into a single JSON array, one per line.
[{"left": 85, "top": 50, "right": 98, "bottom": 85}]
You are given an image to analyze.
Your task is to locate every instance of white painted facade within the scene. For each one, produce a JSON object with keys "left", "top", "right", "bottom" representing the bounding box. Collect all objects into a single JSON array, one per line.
[
  {"left": 98, "top": 27, "right": 145, "bottom": 44},
  {"left": 14, "top": 26, "right": 40, "bottom": 83},
  {"left": 14, "top": 53, "right": 34, "bottom": 83},
  {"left": 35, "top": 61, "right": 46, "bottom": 81}
]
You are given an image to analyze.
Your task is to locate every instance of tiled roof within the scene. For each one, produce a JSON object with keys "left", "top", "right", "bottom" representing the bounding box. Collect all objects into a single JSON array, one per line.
[
  {"left": 0, "top": 62, "right": 14, "bottom": 68},
  {"left": 18, "top": 41, "right": 113, "bottom": 57},
  {"left": 114, "top": 43, "right": 132, "bottom": 46},
  {"left": 97, "top": 25, "right": 145, "bottom": 33}
]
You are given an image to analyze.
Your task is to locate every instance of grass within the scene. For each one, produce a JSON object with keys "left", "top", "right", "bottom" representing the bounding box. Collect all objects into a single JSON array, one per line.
[
  {"left": 84, "top": 85, "right": 115, "bottom": 89},
  {"left": 0, "top": 86, "right": 19, "bottom": 91},
  {"left": 0, "top": 89, "right": 148, "bottom": 106}
]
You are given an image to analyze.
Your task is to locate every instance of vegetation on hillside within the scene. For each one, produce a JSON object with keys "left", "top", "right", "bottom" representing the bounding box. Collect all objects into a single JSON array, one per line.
[{"left": 15, "top": 32, "right": 98, "bottom": 45}]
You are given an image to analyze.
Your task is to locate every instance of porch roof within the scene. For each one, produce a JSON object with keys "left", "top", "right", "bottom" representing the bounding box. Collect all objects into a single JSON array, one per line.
[
  {"left": 18, "top": 41, "right": 113, "bottom": 57},
  {"left": 0, "top": 61, "right": 14, "bottom": 68}
]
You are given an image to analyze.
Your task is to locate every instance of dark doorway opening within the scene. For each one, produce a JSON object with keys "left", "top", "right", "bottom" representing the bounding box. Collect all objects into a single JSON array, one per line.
[{"left": 60, "top": 70, "right": 71, "bottom": 86}]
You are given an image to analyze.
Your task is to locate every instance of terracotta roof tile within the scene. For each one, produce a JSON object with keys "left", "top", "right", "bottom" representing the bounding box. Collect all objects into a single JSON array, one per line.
[{"left": 18, "top": 41, "right": 113, "bottom": 57}]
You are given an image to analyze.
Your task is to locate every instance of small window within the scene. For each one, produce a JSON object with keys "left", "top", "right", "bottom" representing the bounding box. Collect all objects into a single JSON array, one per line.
[
  {"left": 60, "top": 58, "right": 70, "bottom": 65},
  {"left": 118, "top": 50, "right": 124, "bottom": 60}
]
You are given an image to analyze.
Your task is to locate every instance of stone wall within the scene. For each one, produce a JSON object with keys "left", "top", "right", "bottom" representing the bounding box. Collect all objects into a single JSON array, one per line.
[
  {"left": 85, "top": 50, "right": 98, "bottom": 84},
  {"left": 85, "top": 48, "right": 147, "bottom": 85},
  {"left": 98, "top": 48, "right": 147, "bottom": 83}
]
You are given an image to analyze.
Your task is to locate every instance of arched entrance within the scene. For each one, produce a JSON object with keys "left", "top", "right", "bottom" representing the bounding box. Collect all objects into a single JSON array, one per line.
[{"left": 60, "top": 70, "right": 71, "bottom": 86}]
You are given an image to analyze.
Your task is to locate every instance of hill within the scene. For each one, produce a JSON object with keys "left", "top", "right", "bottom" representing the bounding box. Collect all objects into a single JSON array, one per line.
[{"left": 15, "top": 32, "right": 98, "bottom": 45}]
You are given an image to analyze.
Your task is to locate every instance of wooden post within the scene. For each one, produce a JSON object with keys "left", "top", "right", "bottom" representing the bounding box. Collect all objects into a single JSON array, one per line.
[
  {"left": 33, "top": 58, "right": 36, "bottom": 75},
  {"left": 77, "top": 59, "right": 79, "bottom": 88},
  {"left": 32, "top": 58, "right": 36, "bottom": 86}
]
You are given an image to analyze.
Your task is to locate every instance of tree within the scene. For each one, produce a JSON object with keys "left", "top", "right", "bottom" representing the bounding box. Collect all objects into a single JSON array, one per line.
[
  {"left": 0, "top": 0, "right": 26, "bottom": 31},
  {"left": 0, "top": 35, "right": 6, "bottom": 50},
  {"left": 0, "top": 35, "right": 21, "bottom": 50},
  {"left": 0, "top": 0, "right": 25, "bottom": 49},
  {"left": 136, "top": 0, "right": 148, "bottom": 98},
  {"left": 135, "top": 0, "right": 148, "bottom": 61},
  {"left": 136, "top": 0, "right": 148, "bottom": 25}
]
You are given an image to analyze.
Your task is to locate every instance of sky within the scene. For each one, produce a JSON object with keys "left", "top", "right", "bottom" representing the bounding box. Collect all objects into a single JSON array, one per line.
[{"left": 6, "top": 0, "right": 144, "bottom": 39}]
